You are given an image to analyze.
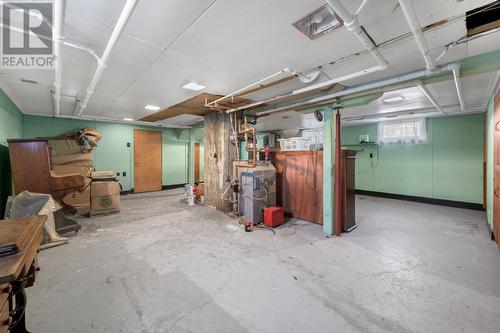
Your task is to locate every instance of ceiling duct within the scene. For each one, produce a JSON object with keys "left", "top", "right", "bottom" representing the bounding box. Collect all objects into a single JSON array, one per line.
[{"left": 293, "top": 4, "right": 343, "bottom": 39}]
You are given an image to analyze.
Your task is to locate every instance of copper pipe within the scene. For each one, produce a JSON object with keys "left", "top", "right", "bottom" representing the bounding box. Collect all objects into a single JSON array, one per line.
[{"left": 237, "top": 117, "right": 257, "bottom": 168}]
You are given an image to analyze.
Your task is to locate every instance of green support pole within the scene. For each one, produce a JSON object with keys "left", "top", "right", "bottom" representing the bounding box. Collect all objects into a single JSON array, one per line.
[
  {"left": 322, "top": 106, "right": 335, "bottom": 236},
  {"left": 188, "top": 129, "right": 196, "bottom": 184}
]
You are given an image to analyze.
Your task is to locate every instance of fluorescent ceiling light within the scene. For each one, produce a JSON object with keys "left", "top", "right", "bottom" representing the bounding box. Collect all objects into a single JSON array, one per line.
[
  {"left": 383, "top": 96, "right": 405, "bottom": 103},
  {"left": 182, "top": 82, "right": 205, "bottom": 91},
  {"left": 123, "top": 118, "right": 134, "bottom": 121},
  {"left": 145, "top": 105, "right": 160, "bottom": 111}
]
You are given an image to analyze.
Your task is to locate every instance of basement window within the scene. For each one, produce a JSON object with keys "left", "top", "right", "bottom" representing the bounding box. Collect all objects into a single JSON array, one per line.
[
  {"left": 378, "top": 118, "right": 428, "bottom": 145},
  {"left": 466, "top": 1, "right": 500, "bottom": 36}
]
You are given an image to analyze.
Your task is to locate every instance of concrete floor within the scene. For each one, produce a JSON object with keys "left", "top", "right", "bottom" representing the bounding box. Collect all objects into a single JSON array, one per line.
[{"left": 26, "top": 189, "right": 500, "bottom": 333}]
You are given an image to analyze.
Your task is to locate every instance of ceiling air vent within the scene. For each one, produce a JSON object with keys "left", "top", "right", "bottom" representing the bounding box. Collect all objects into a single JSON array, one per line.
[
  {"left": 466, "top": 1, "right": 500, "bottom": 36},
  {"left": 293, "top": 4, "right": 343, "bottom": 40}
]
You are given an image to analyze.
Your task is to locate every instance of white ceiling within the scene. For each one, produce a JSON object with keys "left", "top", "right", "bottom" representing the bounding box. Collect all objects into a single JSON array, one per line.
[{"left": 0, "top": 0, "right": 498, "bottom": 127}]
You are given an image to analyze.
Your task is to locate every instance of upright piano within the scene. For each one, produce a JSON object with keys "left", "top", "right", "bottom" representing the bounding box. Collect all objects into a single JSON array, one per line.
[{"left": 7, "top": 139, "right": 86, "bottom": 234}]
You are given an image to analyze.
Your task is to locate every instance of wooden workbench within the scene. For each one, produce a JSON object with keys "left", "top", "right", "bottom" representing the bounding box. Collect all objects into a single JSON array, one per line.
[{"left": 0, "top": 216, "right": 46, "bottom": 333}]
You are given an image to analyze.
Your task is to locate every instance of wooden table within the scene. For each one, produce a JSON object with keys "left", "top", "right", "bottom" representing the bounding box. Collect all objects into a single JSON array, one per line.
[{"left": 0, "top": 216, "right": 46, "bottom": 333}]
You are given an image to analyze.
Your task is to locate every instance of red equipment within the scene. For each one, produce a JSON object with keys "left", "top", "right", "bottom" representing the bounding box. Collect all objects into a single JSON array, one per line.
[{"left": 264, "top": 206, "right": 285, "bottom": 227}]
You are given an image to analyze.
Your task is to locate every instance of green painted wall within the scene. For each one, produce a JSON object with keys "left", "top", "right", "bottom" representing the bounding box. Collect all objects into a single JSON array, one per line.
[
  {"left": 342, "top": 114, "right": 484, "bottom": 204},
  {"left": 0, "top": 89, "right": 23, "bottom": 218},
  {"left": 23, "top": 115, "right": 203, "bottom": 191}
]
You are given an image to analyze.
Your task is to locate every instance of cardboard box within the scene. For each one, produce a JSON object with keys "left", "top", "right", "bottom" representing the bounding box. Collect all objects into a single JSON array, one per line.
[
  {"left": 49, "top": 139, "right": 84, "bottom": 156},
  {"left": 90, "top": 181, "right": 121, "bottom": 216},
  {"left": 52, "top": 165, "right": 94, "bottom": 178},
  {"left": 52, "top": 152, "right": 93, "bottom": 165},
  {"left": 63, "top": 187, "right": 91, "bottom": 208}
]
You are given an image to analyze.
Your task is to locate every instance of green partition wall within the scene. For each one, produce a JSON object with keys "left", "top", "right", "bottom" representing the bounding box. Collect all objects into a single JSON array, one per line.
[
  {"left": 0, "top": 90, "right": 23, "bottom": 218},
  {"left": 341, "top": 113, "right": 484, "bottom": 204},
  {"left": 22, "top": 115, "right": 204, "bottom": 191}
]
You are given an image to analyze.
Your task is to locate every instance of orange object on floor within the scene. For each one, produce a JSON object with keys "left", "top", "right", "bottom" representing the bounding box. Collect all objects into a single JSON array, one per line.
[{"left": 264, "top": 207, "right": 285, "bottom": 227}]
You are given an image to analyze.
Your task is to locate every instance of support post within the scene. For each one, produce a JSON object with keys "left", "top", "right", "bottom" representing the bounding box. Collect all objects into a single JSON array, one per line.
[
  {"left": 334, "top": 110, "right": 342, "bottom": 236},
  {"left": 188, "top": 129, "right": 195, "bottom": 184},
  {"left": 322, "top": 106, "right": 336, "bottom": 236}
]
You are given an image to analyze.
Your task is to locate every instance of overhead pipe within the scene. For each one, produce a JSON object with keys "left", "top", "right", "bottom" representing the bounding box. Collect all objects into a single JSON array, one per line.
[
  {"left": 225, "top": 65, "right": 387, "bottom": 114},
  {"left": 325, "top": 0, "right": 388, "bottom": 69},
  {"left": 63, "top": 40, "right": 100, "bottom": 62},
  {"left": 224, "top": 0, "right": 388, "bottom": 114},
  {"left": 53, "top": 0, "right": 66, "bottom": 116},
  {"left": 417, "top": 83, "right": 445, "bottom": 114},
  {"left": 292, "top": 65, "right": 383, "bottom": 95},
  {"left": 76, "top": 0, "right": 139, "bottom": 116},
  {"left": 256, "top": 63, "right": 458, "bottom": 117},
  {"left": 342, "top": 104, "right": 485, "bottom": 123},
  {"left": 354, "top": 0, "right": 372, "bottom": 16},
  {"left": 25, "top": 112, "right": 190, "bottom": 129},
  {"left": 452, "top": 65, "right": 465, "bottom": 112},
  {"left": 206, "top": 68, "right": 295, "bottom": 108},
  {"left": 398, "top": 0, "right": 436, "bottom": 72}
]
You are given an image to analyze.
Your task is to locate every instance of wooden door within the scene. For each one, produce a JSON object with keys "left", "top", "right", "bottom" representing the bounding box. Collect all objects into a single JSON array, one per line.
[
  {"left": 494, "top": 90, "right": 500, "bottom": 250},
  {"left": 134, "top": 130, "right": 162, "bottom": 193},
  {"left": 194, "top": 143, "right": 200, "bottom": 183}
]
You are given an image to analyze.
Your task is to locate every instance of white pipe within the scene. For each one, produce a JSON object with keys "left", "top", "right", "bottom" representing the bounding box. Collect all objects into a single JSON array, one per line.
[
  {"left": 293, "top": 65, "right": 383, "bottom": 95},
  {"left": 53, "top": 0, "right": 66, "bottom": 116},
  {"left": 256, "top": 63, "right": 457, "bottom": 117},
  {"left": 63, "top": 40, "right": 100, "bottom": 62},
  {"left": 76, "top": 0, "right": 139, "bottom": 116},
  {"left": 398, "top": 0, "right": 436, "bottom": 72},
  {"left": 342, "top": 104, "right": 485, "bottom": 123},
  {"left": 206, "top": 67, "right": 295, "bottom": 107},
  {"left": 26, "top": 112, "right": 190, "bottom": 129},
  {"left": 325, "top": 0, "right": 388, "bottom": 69},
  {"left": 225, "top": 65, "right": 384, "bottom": 114},
  {"left": 417, "top": 83, "right": 445, "bottom": 114},
  {"left": 355, "top": 0, "right": 371, "bottom": 16},
  {"left": 452, "top": 65, "right": 465, "bottom": 112}
]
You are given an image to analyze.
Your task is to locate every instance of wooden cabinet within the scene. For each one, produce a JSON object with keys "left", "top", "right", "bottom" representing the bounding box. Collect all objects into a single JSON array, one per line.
[
  {"left": 273, "top": 151, "right": 323, "bottom": 224},
  {"left": 273, "top": 149, "right": 357, "bottom": 228}
]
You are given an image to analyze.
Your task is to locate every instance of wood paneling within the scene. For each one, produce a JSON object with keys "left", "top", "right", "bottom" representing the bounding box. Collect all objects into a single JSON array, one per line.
[
  {"left": 133, "top": 130, "right": 162, "bottom": 193},
  {"left": 194, "top": 143, "right": 200, "bottom": 183},
  {"left": 139, "top": 93, "right": 251, "bottom": 122},
  {"left": 274, "top": 151, "right": 323, "bottom": 224},
  {"left": 494, "top": 89, "right": 500, "bottom": 250}
]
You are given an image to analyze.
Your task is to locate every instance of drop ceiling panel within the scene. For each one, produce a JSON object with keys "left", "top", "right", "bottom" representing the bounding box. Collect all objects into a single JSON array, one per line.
[
  {"left": 66, "top": 0, "right": 125, "bottom": 29},
  {"left": 123, "top": 0, "right": 217, "bottom": 49},
  {"left": 169, "top": 0, "right": 368, "bottom": 82},
  {"left": 106, "top": 50, "right": 247, "bottom": 114},
  {"left": 410, "top": 0, "right": 493, "bottom": 27},
  {"left": 91, "top": 35, "right": 164, "bottom": 99},
  {"left": 64, "top": 14, "right": 112, "bottom": 55},
  {"left": 0, "top": 80, "right": 52, "bottom": 115},
  {"left": 467, "top": 30, "right": 500, "bottom": 57}
]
